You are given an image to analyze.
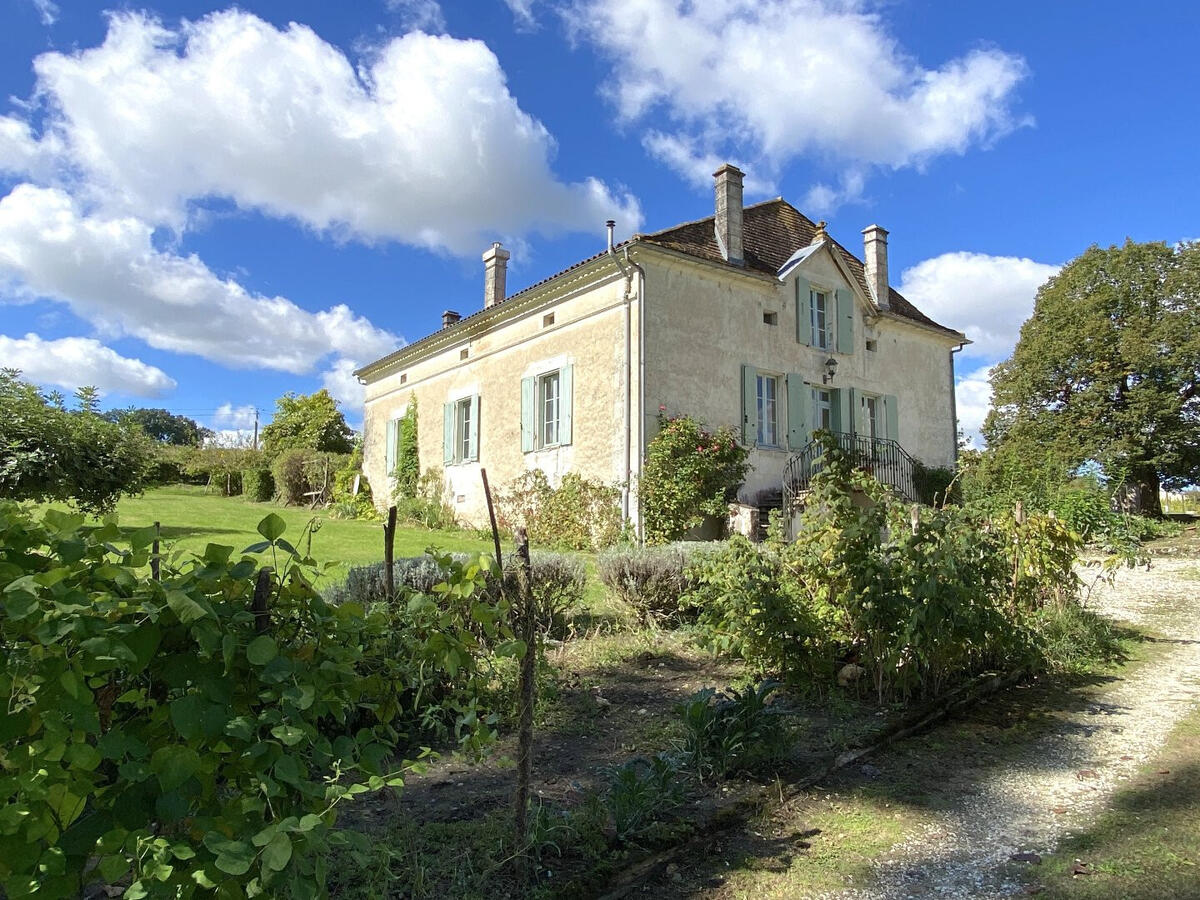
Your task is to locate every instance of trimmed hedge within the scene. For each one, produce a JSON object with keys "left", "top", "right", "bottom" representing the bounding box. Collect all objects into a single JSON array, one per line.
[{"left": 242, "top": 468, "right": 275, "bottom": 502}]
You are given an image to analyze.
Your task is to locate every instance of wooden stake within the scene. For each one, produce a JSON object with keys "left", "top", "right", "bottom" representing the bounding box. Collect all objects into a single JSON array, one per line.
[
  {"left": 383, "top": 505, "right": 397, "bottom": 602},
  {"left": 512, "top": 526, "right": 536, "bottom": 886},
  {"left": 480, "top": 468, "right": 503, "bottom": 571},
  {"left": 151, "top": 521, "right": 161, "bottom": 582},
  {"left": 252, "top": 568, "right": 272, "bottom": 634},
  {"left": 910, "top": 504, "right": 920, "bottom": 536}
]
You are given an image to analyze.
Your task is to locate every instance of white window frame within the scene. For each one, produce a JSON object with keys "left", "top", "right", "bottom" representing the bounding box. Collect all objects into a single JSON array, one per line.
[
  {"left": 454, "top": 396, "right": 472, "bottom": 463},
  {"left": 812, "top": 387, "right": 833, "bottom": 431},
  {"left": 810, "top": 289, "right": 833, "bottom": 351},
  {"left": 756, "top": 373, "right": 780, "bottom": 448},
  {"left": 538, "top": 369, "right": 562, "bottom": 449},
  {"left": 862, "top": 394, "right": 880, "bottom": 443}
]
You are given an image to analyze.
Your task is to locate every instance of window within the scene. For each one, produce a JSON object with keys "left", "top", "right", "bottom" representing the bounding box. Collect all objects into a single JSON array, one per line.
[
  {"left": 542, "top": 312, "right": 555, "bottom": 327},
  {"left": 756, "top": 374, "right": 779, "bottom": 446},
  {"left": 540, "top": 370, "right": 561, "bottom": 447},
  {"left": 399, "top": 373, "right": 407, "bottom": 384},
  {"left": 812, "top": 388, "right": 833, "bottom": 430},
  {"left": 456, "top": 397, "right": 472, "bottom": 461},
  {"left": 521, "top": 365, "right": 573, "bottom": 452},
  {"left": 810, "top": 290, "right": 831, "bottom": 350},
  {"left": 443, "top": 395, "right": 479, "bottom": 465},
  {"left": 763, "top": 310, "right": 778, "bottom": 326},
  {"left": 460, "top": 348, "right": 469, "bottom": 361},
  {"left": 865, "top": 339, "right": 878, "bottom": 352},
  {"left": 863, "top": 395, "right": 879, "bottom": 441}
]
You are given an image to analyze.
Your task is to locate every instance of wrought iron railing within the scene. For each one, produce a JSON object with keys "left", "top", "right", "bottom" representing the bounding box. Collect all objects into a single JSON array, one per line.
[{"left": 782, "top": 431, "right": 925, "bottom": 511}]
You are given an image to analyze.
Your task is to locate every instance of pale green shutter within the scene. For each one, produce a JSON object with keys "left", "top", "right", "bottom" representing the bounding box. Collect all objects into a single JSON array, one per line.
[
  {"left": 847, "top": 388, "right": 859, "bottom": 437},
  {"left": 786, "top": 374, "right": 812, "bottom": 449},
  {"left": 560, "top": 365, "right": 573, "bottom": 445},
  {"left": 385, "top": 418, "right": 398, "bottom": 475},
  {"left": 831, "top": 388, "right": 853, "bottom": 435},
  {"left": 467, "top": 395, "right": 480, "bottom": 462},
  {"left": 740, "top": 364, "right": 757, "bottom": 445},
  {"left": 836, "top": 287, "right": 854, "bottom": 354},
  {"left": 883, "top": 394, "right": 899, "bottom": 442},
  {"left": 795, "top": 277, "right": 812, "bottom": 346},
  {"left": 443, "top": 403, "right": 454, "bottom": 465},
  {"left": 521, "top": 376, "right": 536, "bottom": 452}
]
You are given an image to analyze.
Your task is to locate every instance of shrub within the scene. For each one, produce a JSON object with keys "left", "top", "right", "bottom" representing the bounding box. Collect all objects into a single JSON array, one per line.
[
  {"left": 0, "top": 503, "right": 512, "bottom": 898},
  {"left": 272, "top": 448, "right": 348, "bottom": 506},
  {"left": 179, "top": 446, "right": 262, "bottom": 495},
  {"left": 604, "top": 754, "right": 684, "bottom": 841},
  {"left": 242, "top": 467, "right": 275, "bottom": 502},
  {"left": 331, "top": 444, "right": 375, "bottom": 519},
  {"left": 676, "top": 681, "right": 787, "bottom": 780},
  {"left": 596, "top": 543, "right": 711, "bottom": 623},
  {"left": 396, "top": 467, "right": 457, "bottom": 529},
  {"left": 913, "top": 461, "right": 960, "bottom": 506},
  {"left": 640, "top": 412, "right": 749, "bottom": 544},
  {"left": 496, "top": 469, "right": 622, "bottom": 551},
  {"left": 394, "top": 394, "right": 420, "bottom": 499}
]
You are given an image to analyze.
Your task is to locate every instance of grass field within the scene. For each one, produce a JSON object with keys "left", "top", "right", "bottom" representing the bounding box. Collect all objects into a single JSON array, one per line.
[{"left": 47, "top": 485, "right": 496, "bottom": 587}]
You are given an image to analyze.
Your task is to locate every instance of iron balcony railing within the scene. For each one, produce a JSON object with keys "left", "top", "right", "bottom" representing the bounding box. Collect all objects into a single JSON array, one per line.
[{"left": 782, "top": 431, "right": 925, "bottom": 512}]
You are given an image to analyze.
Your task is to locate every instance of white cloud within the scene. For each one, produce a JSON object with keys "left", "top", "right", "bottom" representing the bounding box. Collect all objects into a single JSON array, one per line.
[
  {"left": 15, "top": 9, "right": 640, "bottom": 253},
  {"left": 570, "top": 0, "right": 1027, "bottom": 204},
  {"left": 0, "top": 117, "right": 43, "bottom": 176},
  {"left": 0, "top": 184, "right": 401, "bottom": 379},
  {"left": 206, "top": 429, "right": 256, "bottom": 449},
  {"left": 898, "top": 252, "right": 1059, "bottom": 359},
  {"left": 503, "top": 0, "right": 540, "bottom": 30},
  {"left": 0, "top": 332, "right": 175, "bottom": 397},
  {"left": 955, "top": 363, "right": 994, "bottom": 448},
  {"left": 321, "top": 357, "right": 365, "bottom": 418},
  {"left": 214, "top": 403, "right": 257, "bottom": 429},
  {"left": 386, "top": 0, "right": 446, "bottom": 32},
  {"left": 31, "top": 0, "right": 59, "bottom": 26}
]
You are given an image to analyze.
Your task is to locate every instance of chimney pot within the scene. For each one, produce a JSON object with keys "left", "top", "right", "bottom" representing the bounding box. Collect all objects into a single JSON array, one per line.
[
  {"left": 713, "top": 163, "right": 744, "bottom": 266},
  {"left": 482, "top": 241, "right": 510, "bottom": 308},
  {"left": 862, "top": 224, "right": 890, "bottom": 310},
  {"left": 442, "top": 309, "right": 461, "bottom": 329}
]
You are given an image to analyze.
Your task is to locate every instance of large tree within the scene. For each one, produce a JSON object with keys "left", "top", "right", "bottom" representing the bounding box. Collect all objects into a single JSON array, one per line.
[
  {"left": 984, "top": 239, "right": 1200, "bottom": 515},
  {"left": 102, "top": 407, "right": 211, "bottom": 446},
  {"left": 260, "top": 389, "right": 354, "bottom": 456}
]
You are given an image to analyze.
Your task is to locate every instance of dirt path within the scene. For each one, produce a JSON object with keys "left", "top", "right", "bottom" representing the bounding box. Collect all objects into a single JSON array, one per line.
[{"left": 824, "top": 558, "right": 1200, "bottom": 900}]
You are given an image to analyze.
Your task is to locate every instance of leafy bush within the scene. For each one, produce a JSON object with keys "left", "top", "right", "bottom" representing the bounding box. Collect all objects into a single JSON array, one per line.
[
  {"left": 604, "top": 754, "right": 684, "bottom": 841},
  {"left": 178, "top": 446, "right": 262, "bottom": 495},
  {"left": 261, "top": 388, "right": 354, "bottom": 457},
  {"left": 272, "top": 448, "right": 349, "bottom": 506},
  {"left": 0, "top": 503, "right": 512, "bottom": 898},
  {"left": 640, "top": 412, "right": 749, "bottom": 544},
  {"left": 496, "top": 469, "right": 622, "bottom": 551},
  {"left": 330, "top": 444, "right": 375, "bottom": 519},
  {"left": 396, "top": 467, "right": 457, "bottom": 529},
  {"left": 393, "top": 394, "right": 420, "bottom": 500},
  {"left": 0, "top": 368, "right": 155, "bottom": 512},
  {"left": 596, "top": 543, "right": 714, "bottom": 623},
  {"left": 242, "top": 467, "right": 275, "bottom": 502},
  {"left": 676, "top": 681, "right": 787, "bottom": 779},
  {"left": 913, "top": 461, "right": 960, "bottom": 506}
]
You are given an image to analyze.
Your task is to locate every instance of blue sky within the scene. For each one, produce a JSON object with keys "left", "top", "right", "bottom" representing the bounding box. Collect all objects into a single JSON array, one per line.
[{"left": 2, "top": 0, "right": 1197, "bottom": 442}]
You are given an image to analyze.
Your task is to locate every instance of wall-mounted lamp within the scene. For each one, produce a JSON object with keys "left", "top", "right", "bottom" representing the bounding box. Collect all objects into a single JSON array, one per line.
[{"left": 822, "top": 357, "right": 838, "bottom": 384}]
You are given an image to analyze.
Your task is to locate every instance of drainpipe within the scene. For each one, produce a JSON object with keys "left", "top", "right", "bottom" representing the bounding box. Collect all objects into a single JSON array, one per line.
[
  {"left": 950, "top": 342, "right": 965, "bottom": 463},
  {"left": 626, "top": 248, "right": 647, "bottom": 543},
  {"left": 606, "top": 221, "right": 635, "bottom": 528}
]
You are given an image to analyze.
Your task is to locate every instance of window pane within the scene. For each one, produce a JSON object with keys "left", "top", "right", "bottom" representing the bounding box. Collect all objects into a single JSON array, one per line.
[
  {"left": 541, "top": 372, "right": 560, "bottom": 446},
  {"left": 458, "top": 399, "right": 471, "bottom": 460}
]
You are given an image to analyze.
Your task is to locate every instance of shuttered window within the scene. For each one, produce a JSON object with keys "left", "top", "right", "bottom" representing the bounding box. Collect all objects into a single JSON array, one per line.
[
  {"left": 520, "top": 364, "right": 573, "bottom": 452},
  {"left": 443, "top": 395, "right": 480, "bottom": 464}
]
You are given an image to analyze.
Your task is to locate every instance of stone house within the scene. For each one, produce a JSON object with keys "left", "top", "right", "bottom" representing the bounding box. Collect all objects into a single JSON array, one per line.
[{"left": 355, "top": 164, "right": 968, "bottom": 535}]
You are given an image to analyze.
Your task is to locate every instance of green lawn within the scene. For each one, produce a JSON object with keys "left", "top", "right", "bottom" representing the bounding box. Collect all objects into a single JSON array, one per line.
[{"left": 47, "top": 485, "right": 496, "bottom": 587}]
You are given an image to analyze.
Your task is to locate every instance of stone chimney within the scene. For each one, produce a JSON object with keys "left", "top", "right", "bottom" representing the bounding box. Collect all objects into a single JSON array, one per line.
[
  {"left": 482, "top": 242, "right": 510, "bottom": 308},
  {"left": 442, "top": 310, "right": 461, "bottom": 329},
  {"left": 862, "top": 224, "right": 890, "bottom": 310},
  {"left": 713, "top": 164, "right": 744, "bottom": 266}
]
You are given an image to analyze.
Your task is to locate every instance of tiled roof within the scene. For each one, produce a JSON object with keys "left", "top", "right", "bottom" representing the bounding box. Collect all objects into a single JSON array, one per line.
[{"left": 640, "top": 197, "right": 960, "bottom": 335}]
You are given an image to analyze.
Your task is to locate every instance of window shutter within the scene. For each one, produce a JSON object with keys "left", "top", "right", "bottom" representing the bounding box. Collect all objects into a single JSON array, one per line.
[
  {"left": 847, "top": 388, "right": 859, "bottom": 437},
  {"left": 560, "top": 365, "right": 573, "bottom": 445},
  {"left": 795, "top": 277, "right": 812, "bottom": 346},
  {"left": 836, "top": 287, "right": 854, "bottom": 354},
  {"left": 385, "top": 418, "right": 398, "bottom": 475},
  {"left": 786, "top": 373, "right": 811, "bottom": 449},
  {"left": 443, "top": 403, "right": 454, "bottom": 465},
  {"left": 521, "top": 376, "right": 536, "bottom": 453},
  {"left": 740, "top": 364, "right": 757, "bottom": 445},
  {"left": 830, "top": 388, "right": 853, "bottom": 435},
  {"left": 883, "top": 394, "right": 900, "bottom": 442},
  {"left": 468, "top": 395, "right": 480, "bottom": 462}
]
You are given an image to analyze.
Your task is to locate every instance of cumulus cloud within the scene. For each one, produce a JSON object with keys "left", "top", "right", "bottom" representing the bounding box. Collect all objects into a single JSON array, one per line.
[
  {"left": 30, "top": 0, "right": 59, "bottom": 26},
  {"left": 385, "top": 0, "right": 446, "bottom": 32},
  {"left": 14, "top": 9, "right": 639, "bottom": 253},
  {"left": 503, "top": 0, "right": 540, "bottom": 30},
  {"left": 213, "top": 403, "right": 258, "bottom": 429},
  {"left": 0, "top": 332, "right": 175, "bottom": 397},
  {"left": 570, "top": 0, "right": 1027, "bottom": 204},
  {"left": 0, "top": 184, "right": 401, "bottom": 381},
  {"left": 897, "top": 252, "right": 1060, "bottom": 359},
  {"left": 321, "top": 357, "right": 366, "bottom": 418},
  {"left": 955, "top": 363, "right": 994, "bottom": 448}
]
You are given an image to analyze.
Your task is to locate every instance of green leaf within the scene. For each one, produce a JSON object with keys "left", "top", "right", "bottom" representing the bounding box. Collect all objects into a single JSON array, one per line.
[
  {"left": 241, "top": 541, "right": 272, "bottom": 555},
  {"left": 257, "top": 513, "right": 287, "bottom": 542},
  {"left": 151, "top": 745, "right": 201, "bottom": 791},
  {"left": 166, "top": 589, "right": 211, "bottom": 624},
  {"left": 261, "top": 833, "right": 292, "bottom": 872},
  {"left": 203, "top": 543, "right": 235, "bottom": 564},
  {"left": 246, "top": 635, "right": 278, "bottom": 666},
  {"left": 495, "top": 639, "right": 527, "bottom": 659},
  {"left": 202, "top": 834, "right": 255, "bottom": 876},
  {"left": 129, "top": 525, "right": 159, "bottom": 552},
  {"left": 125, "top": 624, "right": 162, "bottom": 674},
  {"left": 99, "top": 854, "right": 131, "bottom": 883},
  {"left": 270, "top": 725, "right": 305, "bottom": 746}
]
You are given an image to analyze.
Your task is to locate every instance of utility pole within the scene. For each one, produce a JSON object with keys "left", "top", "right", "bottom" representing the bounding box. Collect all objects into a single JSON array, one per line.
[{"left": 252, "top": 407, "right": 259, "bottom": 451}]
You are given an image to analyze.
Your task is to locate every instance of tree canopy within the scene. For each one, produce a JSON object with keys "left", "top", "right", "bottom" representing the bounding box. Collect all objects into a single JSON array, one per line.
[
  {"left": 260, "top": 389, "right": 354, "bottom": 456},
  {"left": 984, "top": 239, "right": 1200, "bottom": 513},
  {"left": 102, "top": 407, "right": 211, "bottom": 446}
]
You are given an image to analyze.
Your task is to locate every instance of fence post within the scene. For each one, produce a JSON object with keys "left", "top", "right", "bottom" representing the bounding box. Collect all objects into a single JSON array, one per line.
[
  {"left": 252, "top": 567, "right": 272, "bottom": 634},
  {"left": 151, "top": 521, "right": 161, "bottom": 581},
  {"left": 512, "top": 526, "right": 536, "bottom": 886},
  {"left": 383, "top": 505, "right": 397, "bottom": 602},
  {"left": 480, "top": 468, "right": 503, "bottom": 571},
  {"left": 910, "top": 504, "right": 920, "bottom": 536}
]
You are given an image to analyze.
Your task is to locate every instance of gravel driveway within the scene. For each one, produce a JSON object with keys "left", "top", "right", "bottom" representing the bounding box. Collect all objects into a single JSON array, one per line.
[{"left": 828, "top": 557, "right": 1200, "bottom": 900}]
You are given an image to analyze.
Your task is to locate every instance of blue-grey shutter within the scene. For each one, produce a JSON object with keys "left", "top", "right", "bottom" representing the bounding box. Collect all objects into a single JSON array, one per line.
[
  {"left": 560, "top": 365, "right": 573, "bottom": 445},
  {"left": 795, "top": 277, "right": 812, "bottom": 346},
  {"left": 786, "top": 374, "right": 812, "bottom": 449},
  {"left": 443, "top": 403, "right": 454, "bottom": 465},
  {"left": 740, "top": 364, "right": 757, "bottom": 445},
  {"left": 836, "top": 287, "right": 854, "bottom": 354},
  {"left": 883, "top": 394, "right": 899, "bottom": 442},
  {"left": 385, "top": 418, "right": 398, "bottom": 475},
  {"left": 467, "top": 394, "right": 479, "bottom": 461},
  {"left": 847, "top": 388, "right": 859, "bottom": 437},
  {"left": 831, "top": 388, "right": 853, "bottom": 435},
  {"left": 521, "top": 376, "right": 536, "bottom": 452}
]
